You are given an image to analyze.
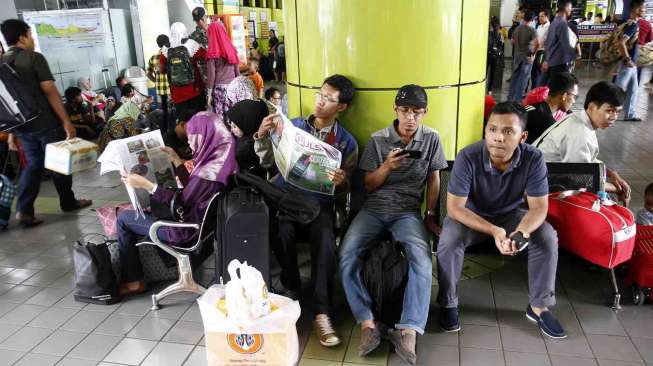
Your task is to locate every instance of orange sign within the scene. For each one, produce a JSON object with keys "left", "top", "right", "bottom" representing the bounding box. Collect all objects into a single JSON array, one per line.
[{"left": 226, "top": 334, "right": 264, "bottom": 354}]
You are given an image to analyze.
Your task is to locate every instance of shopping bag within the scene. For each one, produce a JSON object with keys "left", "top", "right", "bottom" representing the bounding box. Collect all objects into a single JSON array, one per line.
[
  {"left": 198, "top": 285, "right": 301, "bottom": 366},
  {"left": 95, "top": 203, "right": 133, "bottom": 236}
]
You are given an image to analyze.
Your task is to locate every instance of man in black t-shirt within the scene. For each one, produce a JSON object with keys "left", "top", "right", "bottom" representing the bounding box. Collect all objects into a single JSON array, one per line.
[
  {"left": 524, "top": 72, "right": 578, "bottom": 144},
  {"left": 1, "top": 19, "right": 91, "bottom": 227}
]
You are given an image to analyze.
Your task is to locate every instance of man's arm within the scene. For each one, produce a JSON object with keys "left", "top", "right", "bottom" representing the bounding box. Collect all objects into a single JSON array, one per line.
[
  {"left": 40, "top": 81, "right": 75, "bottom": 139},
  {"left": 364, "top": 149, "right": 405, "bottom": 192},
  {"left": 513, "top": 195, "right": 548, "bottom": 236},
  {"left": 426, "top": 170, "right": 441, "bottom": 212}
]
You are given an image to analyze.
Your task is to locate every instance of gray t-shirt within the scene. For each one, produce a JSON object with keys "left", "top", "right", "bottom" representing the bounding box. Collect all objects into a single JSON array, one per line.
[
  {"left": 359, "top": 121, "right": 448, "bottom": 213},
  {"left": 513, "top": 24, "right": 537, "bottom": 57}
]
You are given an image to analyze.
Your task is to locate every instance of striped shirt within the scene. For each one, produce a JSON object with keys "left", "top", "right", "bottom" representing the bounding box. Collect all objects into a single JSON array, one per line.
[{"left": 359, "top": 121, "right": 447, "bottom": 213}]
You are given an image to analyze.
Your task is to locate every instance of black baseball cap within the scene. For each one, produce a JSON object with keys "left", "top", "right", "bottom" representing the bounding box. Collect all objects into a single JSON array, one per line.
[
  {"left": 395, "top": 84, "right": 428, "bottom": 109},
  {"left": 192, "top": 7, "right": 206, "bottom": 21}
]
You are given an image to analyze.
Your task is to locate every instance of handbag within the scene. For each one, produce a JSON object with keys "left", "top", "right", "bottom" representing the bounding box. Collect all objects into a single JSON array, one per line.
[
  {"left": 95, "top": 203, "right": 133, "bottom": 236},
  {"left": 73, "top": 234, "right": 120, "bottom": 305}
]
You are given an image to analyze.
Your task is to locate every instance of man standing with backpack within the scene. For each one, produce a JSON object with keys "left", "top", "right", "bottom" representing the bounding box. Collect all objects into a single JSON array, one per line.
[
  {"left": 0, "top": 19, "right": 91, "bottom": 227},
  {"left": 614, "top": 0, "right": 645, "bottom": 122}
]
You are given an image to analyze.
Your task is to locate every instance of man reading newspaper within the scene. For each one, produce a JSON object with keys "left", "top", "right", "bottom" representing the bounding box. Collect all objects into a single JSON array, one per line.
[{"left": 254, "top": 75, "right": 358, "bottom": 348}]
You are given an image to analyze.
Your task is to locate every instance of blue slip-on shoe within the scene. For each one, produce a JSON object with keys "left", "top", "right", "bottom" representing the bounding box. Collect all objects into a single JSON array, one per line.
[
  {"left": 439, "top": 307, "right": 461, "bottom": 333},
  {"left": 526, "top": 305, "right": 567, "bottom": 339}
]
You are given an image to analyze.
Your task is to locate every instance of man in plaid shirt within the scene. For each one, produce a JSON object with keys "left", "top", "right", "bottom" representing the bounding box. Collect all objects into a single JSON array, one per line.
[{"left": 147, "top": 35, "right": 171, "bottom": 132}]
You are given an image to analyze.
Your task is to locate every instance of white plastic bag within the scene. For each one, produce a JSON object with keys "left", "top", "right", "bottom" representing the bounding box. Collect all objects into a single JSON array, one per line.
[
  {"left": 224, "top": 260, "right": 271, "bottom": 323},
  {"left": 198, "top": 285, "right": 301, "bottom": 366}
]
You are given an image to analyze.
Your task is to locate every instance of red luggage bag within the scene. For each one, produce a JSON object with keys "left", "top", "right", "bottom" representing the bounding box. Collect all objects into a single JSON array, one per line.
[
  {"left": 626, "top": 225, "right": 653, "bottom": 304},
  {"left": 547, "top": 190, "right": 636, "bottom": 269}
]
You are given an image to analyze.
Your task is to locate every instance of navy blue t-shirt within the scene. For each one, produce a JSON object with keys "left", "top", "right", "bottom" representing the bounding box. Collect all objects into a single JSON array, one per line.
[{"left": 448, "top": 141, "right": 549, "bottom": 216}]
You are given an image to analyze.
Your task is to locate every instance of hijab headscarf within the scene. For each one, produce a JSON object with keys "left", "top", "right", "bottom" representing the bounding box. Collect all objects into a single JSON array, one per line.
[
  {"left": 186, "top": 111, "right": 237, "bottom": 184},
  {"left": 167, "top": 22, "right": 201, "bottom": 57},
  {"left": 226, "top": 99, "right": 269, "bottom": 137},
  {"left": 207, "top": 22, "right": 239, "bottom": 64}
]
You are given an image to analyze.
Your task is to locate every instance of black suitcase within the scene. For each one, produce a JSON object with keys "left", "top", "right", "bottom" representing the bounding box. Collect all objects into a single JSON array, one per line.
[{"left": 214, "top": 186, "right": 270, "bottom": 284}]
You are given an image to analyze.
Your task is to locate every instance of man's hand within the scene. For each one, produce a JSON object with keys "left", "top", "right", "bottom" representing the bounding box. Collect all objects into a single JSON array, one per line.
[
  {"left": 609, "top": 171, "right": 631, "bottom": 205},
  {"left": 382, "top": 148, "right": 407, "bottom": 171},
  {"left": 7, "top": 133, "right": 17, "bottom": 151},
  {"left": 527, "top": 55, "right": 535, "bottom": 64},
  {"left": 327, "top": 168, "right": 346, "bottom": 186},
  {"left": 424, "top": 214, "right": 442, "bottom": 236},
  {"left": 492, "top": 226, "right": 516, "bottom": 256},
  {"left": 256, "top": 113, "right": 278, "bottom": 138},
  {"left": 63, "top": 121, "right": 76, "bottom": 139}
]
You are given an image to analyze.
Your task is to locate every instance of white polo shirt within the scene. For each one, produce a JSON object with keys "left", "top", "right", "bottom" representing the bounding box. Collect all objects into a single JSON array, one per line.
[
  {"left": 536, "top": 22, "right": 550, "bottom": 50},
  {"left": 533, "top": 111, "right": 600, "bottom": 163}
]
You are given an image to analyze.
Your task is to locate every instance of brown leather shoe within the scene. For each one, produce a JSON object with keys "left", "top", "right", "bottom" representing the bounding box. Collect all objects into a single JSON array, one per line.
[
  {"left": 61, "top": 199, "right": 93, "bottom": 212},
  {"left": 119, "top": 281, "right": 146, "bottom": 297},
  {"left": 313, "top": 314, "right": 341, "bottom": 347},
  {"left": 388, "top": 329, "right": 417, "bottom": 365}
]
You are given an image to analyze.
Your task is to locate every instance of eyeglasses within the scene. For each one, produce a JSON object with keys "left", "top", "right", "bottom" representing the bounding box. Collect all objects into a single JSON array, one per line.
[
  {"left": 315, "top": 93, "right": 339, "bottom": 104},
  {"left": 566, "top": 91, "right": 578, "bottom": 99},
  {"left": 396, "top": 106, "right": 426, "bottom": 118}
]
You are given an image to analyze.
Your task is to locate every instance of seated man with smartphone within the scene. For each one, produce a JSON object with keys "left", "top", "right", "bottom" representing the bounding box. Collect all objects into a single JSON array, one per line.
[{"left": 339, "top": 84, "right": 448, "bottom": 365}]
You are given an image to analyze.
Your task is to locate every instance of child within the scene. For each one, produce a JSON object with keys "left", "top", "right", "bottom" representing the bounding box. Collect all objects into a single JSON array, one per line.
[
  {"left": 636, "top": 183, "right": 653, "bottom": 225},
  {"left": 244, "top": 58, "right": 264, "bottom": 98}
]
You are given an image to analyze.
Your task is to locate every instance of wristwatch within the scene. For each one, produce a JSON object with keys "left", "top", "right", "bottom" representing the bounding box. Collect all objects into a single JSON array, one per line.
[{"left": 425, "top": 209, "right": 436, "bottom": 217}]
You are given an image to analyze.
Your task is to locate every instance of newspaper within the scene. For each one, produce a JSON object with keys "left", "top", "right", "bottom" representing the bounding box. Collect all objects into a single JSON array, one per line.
[
  {"left": 98, "top": 130, "right": 176, "bottom": 218},
  {"left": 269, "top": 109, "right": 342, "bottom": 196}
]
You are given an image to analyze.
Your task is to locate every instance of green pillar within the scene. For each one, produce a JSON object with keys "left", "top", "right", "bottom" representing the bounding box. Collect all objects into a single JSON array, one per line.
[{"left": 283, "top": 0, "right": 489, "bottom": 158}]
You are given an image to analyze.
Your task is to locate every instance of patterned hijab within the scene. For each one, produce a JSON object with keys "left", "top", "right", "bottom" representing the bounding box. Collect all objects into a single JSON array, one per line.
[{"left": 186, "top": 111, "right": 238, "bottom": 184}]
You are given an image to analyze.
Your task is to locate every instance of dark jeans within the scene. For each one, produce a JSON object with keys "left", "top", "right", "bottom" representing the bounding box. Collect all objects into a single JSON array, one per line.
[
  {"left": 117, "top": 209, "right": 169, "bottom": 282},
  {"left": 531, "top": 50, "right": 545, "bottom": 89},
  {"left": 273, "top": 203, "right": 336, "bottom": 315},
  {"left": 159, "top": 94, "right": 170, "bottom": 133},
  {"left": 16, "top": 127, "right": 76, "bottom": 215}
]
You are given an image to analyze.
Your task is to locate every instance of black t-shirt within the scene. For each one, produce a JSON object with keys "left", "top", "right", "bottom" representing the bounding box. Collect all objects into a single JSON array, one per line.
[
  {"left": 1, "top": 47, "right": 59, "bottom": 134},
  {"left": 525, "top": 102, "right": 556, "bottom": 144}
]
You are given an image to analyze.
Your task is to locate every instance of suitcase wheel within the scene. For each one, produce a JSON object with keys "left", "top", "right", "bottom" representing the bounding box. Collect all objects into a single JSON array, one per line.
[{"left": 632, "top": 284, "right": 646, "bottom": 306}]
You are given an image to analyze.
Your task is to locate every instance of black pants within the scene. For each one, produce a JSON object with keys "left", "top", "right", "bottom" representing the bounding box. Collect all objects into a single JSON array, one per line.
[
  {"left": 531, "top": 50, "right": 545, "bottom": 89},
  {"left": 159, "top": 95, "right": 170, "bottom": 133},
  {"left": 544, "top": 63, "right": 570, "bottom": 86},
  {"left": 274, "top": 203, "right": 336, "bottom": 315},
  {"left": 174, "top": 94, "right": 206, "bottom": 122},
  {"left": 486, "top": 57, "right": 501, "bottom": 92}
]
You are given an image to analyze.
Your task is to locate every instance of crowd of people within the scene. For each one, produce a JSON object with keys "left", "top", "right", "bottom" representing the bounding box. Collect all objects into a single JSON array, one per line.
[{"left": 2, "top": 1, "right": 653, "bottom": 365}]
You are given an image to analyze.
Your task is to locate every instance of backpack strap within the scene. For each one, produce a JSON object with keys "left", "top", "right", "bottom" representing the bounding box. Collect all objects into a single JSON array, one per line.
[{"left": 533, "top": 112, "right": 575, "bottom": 148}]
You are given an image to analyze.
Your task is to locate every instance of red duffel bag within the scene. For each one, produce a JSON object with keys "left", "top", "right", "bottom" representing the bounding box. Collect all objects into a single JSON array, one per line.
[{"left": 546, "top": 190, "right": 636, "bottom": 269}]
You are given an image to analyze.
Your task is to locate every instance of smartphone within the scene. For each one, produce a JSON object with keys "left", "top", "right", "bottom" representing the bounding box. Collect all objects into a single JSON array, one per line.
[
  {"left": 401, "top": 149, "right": 422, "bottom": 159},
  {"left": 511, "top": 231, "right": 529, "bottom": 252}
]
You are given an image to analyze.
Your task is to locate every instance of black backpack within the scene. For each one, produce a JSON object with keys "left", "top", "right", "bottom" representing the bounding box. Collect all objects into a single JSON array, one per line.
[
  {"left": 362, "top": 237, "right": 408, "bottom": 327},
  {"left": 0, "top": 51, "right": 41, "bottom": 132},
  {"left": 73, "top": 235, "right": 120, "bottom": 305},
  {"left": 167, "top": 46, "right": 195, "bottom": 87}
]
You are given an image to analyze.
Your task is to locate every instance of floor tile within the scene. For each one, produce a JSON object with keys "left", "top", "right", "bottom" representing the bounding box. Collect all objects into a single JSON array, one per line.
[
  {"left": 82, "top": 302, "right": 121, "bottom": 314},
  {"left": 343, "top": 337, "right": 389, "bottom": 365},
  {"left": 544, "top": 330, "right": 594, "bottom": 358},
  {"left": 93, "top": 313, "right": 142, "bottom": 337},
  {"left": 549, "top": 354, "right": 599, "bottom": 366},
  {"left": 575, "top": 305, "right": 628, "bottom": 337},
  {"left": 141, "top": 342, "right": 194, "bottom": 366},
  {"left": 0, "top": 285, "right": 43, "bottom": 303},
  {"left": 116, "top": 296, "right": 153, "bottom": 317},
  {"left": 0, "top": 326, "right": 53, "bottom": 352},
  {"left": 0, "top": 349, "right": 25, "bottom": 366},
  {"left": 419, "top": 329, "right": 459, "bottom": 347},
  {"left": 146, "top": 300, "right": 193, "bottom": 320},
  {"left": 21, "top": 269, "right": 68, "bottom": 287},
  {"left": 162, "top": 320, "right": 204, "bottom": 345},
  {"left": 631, "top": 337, "right": 653, "bottom": 364},
  {"left": 56, "top": 358, "right": 100, "bottom": 366},
  {"left": 180, "top": 304, "right": 202, "bottom": 322},
  {"left": 126, "top": 316, "right": 176, "bottom": 341},
  {"left": 13, "top": 353, "right": 61, "bottom": 366},
  {"left": 504, "top": 351, "right": 552, "bottom": 366},
  {"left": 0, "top": 304, "right": 48, "bottom": 325},
  {"left": 460, "top": 347, "right": 505, "bottom": 366},
  {"left": 183, "top": 346, "right": 207, "bottom": 366},
  {"left": 32, "top": 329, "right": 87, "bottom": 356},
  {"left": 60, "top": 310, "right": 110, "bottom": 333},
  {"left": 299, "top": 359, "right": 341, "bottom": 366},
  {"left": 53, "top": 293, "right": 87, "bottom": 310},
  {"left": 0, "top": 268, "right": 39, "bottom": 284},
  {"left": 28, "top": 307, "right": 79, "bottom": 329},
  {"left": 0, "top": 324, "right": 21, "bottom": 344},
  {"left": 388, "top": 344, "right": 458, "bottom": 366},
  {"left": 460, "top": 324, "right": 502, "bottom": 350},
  {"left": 24, "top": 286, "right": 70, "bottom": 307},
  {"left": 586, "top": 334, "right": 643, "bottom": 363},
  {"left": 102, "top": 337, "right": 158, "bottom": 365},
  {"left": 596, "top": 360, "right": 645, "bottom": 366},
  {"left": 301, "top": 334, "right": 347, "bottom": 362},
  {"left": 500, "top": 326, "right": 547, "bottom": 354},
  {"left": 67, "top": 333, "right": 123, "bottom": 361}
]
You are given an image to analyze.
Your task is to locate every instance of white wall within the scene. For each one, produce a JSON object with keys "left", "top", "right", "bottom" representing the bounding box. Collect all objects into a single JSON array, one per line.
[
  {"left": 500, "top": 0, "right": 519, "bottom": 26},
  {"left": 0, "top": 0, "right": 18, "bottom": 21},
  {"left": 167, "top": 0, "right": 201, "bottom": 32}
]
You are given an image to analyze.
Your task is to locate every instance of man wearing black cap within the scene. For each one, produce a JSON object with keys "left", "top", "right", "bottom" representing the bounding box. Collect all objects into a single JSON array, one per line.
[
  {"left": 339, "top": 85, "right": 448, "bottom": 365},
  {"left": 190, "top": 7, "right": 208, "bottom": 83}
]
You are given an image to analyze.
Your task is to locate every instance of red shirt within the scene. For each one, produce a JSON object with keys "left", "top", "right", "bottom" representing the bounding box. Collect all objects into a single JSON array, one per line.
[
  {"left": 638, "top": 18, "right": 653, "bottom": 46},
  {"left": 160, "top": 47, "right": 207, "bottom": 104}
]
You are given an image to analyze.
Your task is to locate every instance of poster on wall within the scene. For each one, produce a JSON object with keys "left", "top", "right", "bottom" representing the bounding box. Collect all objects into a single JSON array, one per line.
[{"left": 260, "top": 21, "right": 269, "bottom": 39}]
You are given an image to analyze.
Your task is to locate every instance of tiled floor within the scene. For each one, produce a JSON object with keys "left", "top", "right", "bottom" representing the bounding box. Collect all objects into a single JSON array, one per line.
[{"left": 0, "top": 63, "right": 652, "bottom": 366}]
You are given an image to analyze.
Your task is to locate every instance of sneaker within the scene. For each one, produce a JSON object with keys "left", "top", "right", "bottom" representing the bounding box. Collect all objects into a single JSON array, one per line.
[
  {"left": 439, "top": 307, "right": 461, "bottom": 332},
  {"left": 314, "top": 314, "right": 341, "bottom": 347},
  {"left": 526, "top": 305, "right": 567, "bottom": 339},
  {"left": 358, "top": 325, "right": 382, "bottom": 357},
  {"left": 388, "top": 329, "right": 417, "bottom": 365}
]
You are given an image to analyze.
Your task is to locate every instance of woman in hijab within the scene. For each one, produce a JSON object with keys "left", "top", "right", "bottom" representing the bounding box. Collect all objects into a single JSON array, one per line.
[
  {"left": 160, "top": 22, "right": 207, "bottom": 122},
  {"left": 226, "top": 99, "right": 270, "bottom": 178},
  {"left": 97, "top": 99, "right": 142, "bottom": 153},
  {"left": 207, "top": 21, "right": 240, "bottom": 118},
  {"left": 77, "top": 76, "right": 106, "bottom": 119},
  {"left": 117, "top": 111, "right": 237, "bottom": 296},
  {"left": 225, "top": 76, "right": 257, "bottom": 110}
]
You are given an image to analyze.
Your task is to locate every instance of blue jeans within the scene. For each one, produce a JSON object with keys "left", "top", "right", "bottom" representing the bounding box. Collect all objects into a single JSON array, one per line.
[
  {"left": 508, "top": 55, "right": 534, "bottom": 102},
  {"left": 339, "top": 210, "right": 432, "bottom": 334},
  {"left": 615, "top": 65, "right": 639, "bottom": 119},
  {"left": 117, "top": 210, "right": 169, "bottom": 282},
  {"left": 15, "top": 127, "right": 76, "bottom": 215}
]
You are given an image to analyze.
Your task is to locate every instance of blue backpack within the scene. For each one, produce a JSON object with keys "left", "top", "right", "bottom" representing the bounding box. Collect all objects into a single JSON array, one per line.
[{"left": 0, "top": 174, "right": 16, "bottom": 229}]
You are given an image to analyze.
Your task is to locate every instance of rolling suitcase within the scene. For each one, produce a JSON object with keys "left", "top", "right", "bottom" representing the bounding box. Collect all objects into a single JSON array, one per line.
[
  {"left": 626, "top": 225, "right": 653, "bottom": 305},
  {"left": 547, "top": 190, "right": 636, "bottom": 269},
  {"left": 214, "top": 186, "right": 270, "bottom": 284}
]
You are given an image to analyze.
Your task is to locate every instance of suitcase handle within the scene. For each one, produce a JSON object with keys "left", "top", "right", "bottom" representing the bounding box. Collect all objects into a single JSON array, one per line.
[{"left": 556, "top": 189, "right": 586, "bottom": 200}]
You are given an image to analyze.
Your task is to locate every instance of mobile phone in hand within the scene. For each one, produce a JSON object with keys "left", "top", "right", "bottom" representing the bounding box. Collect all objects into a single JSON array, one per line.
[
  {"left": 401, "top": 149, "right": 422, "bottom": 159},
  {"left": 511, "top": 231, "right": 529, "bottom": 252}
]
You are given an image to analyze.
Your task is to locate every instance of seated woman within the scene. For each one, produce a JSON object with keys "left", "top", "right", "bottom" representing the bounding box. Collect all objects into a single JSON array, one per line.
[
  {"left": 117, "top": 111, "right": 237, "bottom": 296},
  {"left": 226, "top": 99, "right": 271, "bottom": 178},
  {"left": 98, "top": 100, "right": 142, "bottom": 153},
  {"left": 77, "top": 76, "right": 106, "bottom": 119}
]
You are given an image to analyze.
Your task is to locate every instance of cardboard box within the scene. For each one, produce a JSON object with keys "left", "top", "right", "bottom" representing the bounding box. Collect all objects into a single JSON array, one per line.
[{"left": 45, "top": 138, "right": 98, "bottom": 175}]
